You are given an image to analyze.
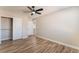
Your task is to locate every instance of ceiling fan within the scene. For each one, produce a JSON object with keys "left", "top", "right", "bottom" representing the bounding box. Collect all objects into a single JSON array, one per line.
[{"left": 27, "top": 6, "right": 43, "bottom": 15}]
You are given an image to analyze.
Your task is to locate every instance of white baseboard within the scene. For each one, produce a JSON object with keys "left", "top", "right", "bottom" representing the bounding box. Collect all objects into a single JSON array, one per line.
[
  {"left": 22, "top": 36, "right": 28, "bottom": 39},
  {"left": 36, "top": 35, "right": 79, "bottom": 50},
  {"left": 13, "top": 36, "right": 28, "bottom": 40}
]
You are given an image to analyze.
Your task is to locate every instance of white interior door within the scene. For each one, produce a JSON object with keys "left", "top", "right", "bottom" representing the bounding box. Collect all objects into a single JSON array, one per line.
[{"left": 1, "top": 17, "right": 12, "bottom": 41}]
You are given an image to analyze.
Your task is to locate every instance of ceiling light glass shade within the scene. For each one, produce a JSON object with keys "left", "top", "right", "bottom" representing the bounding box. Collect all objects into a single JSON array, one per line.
[{"left": 32, "top": 11, "right": 35, "bottom": 14}]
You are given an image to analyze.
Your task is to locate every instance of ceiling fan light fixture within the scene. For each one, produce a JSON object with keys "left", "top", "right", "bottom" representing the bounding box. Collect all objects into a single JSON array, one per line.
[
  {"left": 32, "top": 11, "right": 35, "bottom": 14},
  {"left": 27, "top": 6, "right": 43, "bottom": 16}
]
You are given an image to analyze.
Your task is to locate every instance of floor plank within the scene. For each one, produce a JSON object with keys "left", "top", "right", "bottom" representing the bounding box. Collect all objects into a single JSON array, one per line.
[{"left": 0, "top": 36, "right": 79, "bottom": 53}]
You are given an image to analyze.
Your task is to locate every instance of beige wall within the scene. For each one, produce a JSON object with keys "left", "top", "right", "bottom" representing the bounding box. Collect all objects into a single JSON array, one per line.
[{"left": 36, "top": 7, "right": 79, "bottom": 47}]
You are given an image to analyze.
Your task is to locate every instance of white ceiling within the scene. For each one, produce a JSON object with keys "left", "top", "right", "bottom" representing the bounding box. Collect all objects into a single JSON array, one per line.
[
  {"left": 0, "top": 6, "right": 70, "bottom": 17},
  {"left": 35, "top": 6, "right": 70, "bottom": 17}
]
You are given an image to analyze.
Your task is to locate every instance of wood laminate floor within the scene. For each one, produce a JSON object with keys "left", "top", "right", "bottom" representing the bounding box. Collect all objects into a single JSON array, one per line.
[{"left": 0, "top": 36, "right": 79, "bottom": 53}]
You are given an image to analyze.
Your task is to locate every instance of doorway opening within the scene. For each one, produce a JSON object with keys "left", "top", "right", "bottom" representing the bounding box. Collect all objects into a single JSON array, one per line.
[{"left": 1, "top": 17, "right": 13, "bottom": 42}]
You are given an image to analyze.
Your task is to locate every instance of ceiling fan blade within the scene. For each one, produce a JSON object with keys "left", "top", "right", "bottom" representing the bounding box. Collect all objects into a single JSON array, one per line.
[
  {"left": 31, "top": 13, "right": 33, "bottom": 15},
  {"left": 36, "top": 8, "right": 43, "bottom": 11},
  {"left": 27, "top": 6, "right": 32, "bottom": 11},
  {"left": 36, "top": 11, "right": 41, "bottom": 14}
]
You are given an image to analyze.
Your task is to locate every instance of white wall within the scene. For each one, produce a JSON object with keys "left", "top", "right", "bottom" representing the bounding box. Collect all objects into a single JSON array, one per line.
[
  {"left": 0, "top": 8, "right": 33, "bottom": 41},
  {"left": 13, "top": 17, "right": 23, "bottom": 40},
  {"left": 22, "top": 17, "right": 34, "bottom": 39},
  {"left": 36, "top": 7, "right": 79, "bottom": 48}
]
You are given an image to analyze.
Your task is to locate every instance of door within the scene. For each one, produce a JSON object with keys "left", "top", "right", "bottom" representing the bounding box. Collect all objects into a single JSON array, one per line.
[{"left": 1, "top": 17, "right": 13, "bottom": 41}]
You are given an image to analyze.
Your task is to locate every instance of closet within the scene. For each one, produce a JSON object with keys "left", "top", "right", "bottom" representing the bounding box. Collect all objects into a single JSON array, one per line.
[{"left": 1, "top": 17, "right": 13, "bottom": 41}]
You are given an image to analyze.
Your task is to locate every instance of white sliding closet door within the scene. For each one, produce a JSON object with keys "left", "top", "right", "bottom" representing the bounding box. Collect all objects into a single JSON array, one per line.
[{"left": 0, "top": 17, "right": 1, "bottom": 43}]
